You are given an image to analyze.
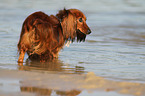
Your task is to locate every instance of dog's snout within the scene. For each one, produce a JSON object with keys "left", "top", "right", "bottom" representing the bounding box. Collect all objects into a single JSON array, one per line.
[{"left": 87, "top": 29, "right": 91, "bottom": 34}]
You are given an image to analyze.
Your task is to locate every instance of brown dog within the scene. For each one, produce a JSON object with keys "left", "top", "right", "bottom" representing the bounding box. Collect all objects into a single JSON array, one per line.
[{"left": 17, "top": 9, "right": 91, "bottom": 62}]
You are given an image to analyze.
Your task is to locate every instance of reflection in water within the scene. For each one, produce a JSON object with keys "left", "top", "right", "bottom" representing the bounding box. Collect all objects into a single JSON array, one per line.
[
  {"left": 21, "top": 86, "right": 81, "bottom": 96},
  {"left": 18, "top": 58, "right": 85, "bottom": 74},
  {"left": 18, "top": 59, "right": 83, "bottom": 96},
  {"left": 18, "top": 59, "right": 63, "bottom": 71},
  {"left": 21, "top": 87, "right": 52, "bottom": 96},
  {"left": 56, "top": 90, "right": 81, "bottom": 96}
]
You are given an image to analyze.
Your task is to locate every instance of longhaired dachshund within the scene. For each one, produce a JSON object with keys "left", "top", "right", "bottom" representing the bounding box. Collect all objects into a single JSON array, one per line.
[{"left": 18, "top": 8, "right": 91, "bottom": 62}]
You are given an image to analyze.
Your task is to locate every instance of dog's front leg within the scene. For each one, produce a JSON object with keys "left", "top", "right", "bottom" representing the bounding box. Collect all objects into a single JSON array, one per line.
[{"left": 18, "top": 49, "right": 26, "bottom": 63}]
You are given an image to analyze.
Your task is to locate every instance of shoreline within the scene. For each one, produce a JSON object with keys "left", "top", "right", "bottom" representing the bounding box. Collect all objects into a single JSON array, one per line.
[{"left": 0, "top": 69, "right": 145, "bottom": 96}]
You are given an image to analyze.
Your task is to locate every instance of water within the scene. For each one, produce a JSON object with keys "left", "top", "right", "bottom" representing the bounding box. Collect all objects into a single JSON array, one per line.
[{"left": 0, "top": 0, "right": 145, "bottom": 95}]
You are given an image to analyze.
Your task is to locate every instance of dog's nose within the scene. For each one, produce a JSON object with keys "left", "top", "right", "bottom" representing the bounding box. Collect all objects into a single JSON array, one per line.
[{"left": 87, "top": 29, "right": 91, "bottom": 34}]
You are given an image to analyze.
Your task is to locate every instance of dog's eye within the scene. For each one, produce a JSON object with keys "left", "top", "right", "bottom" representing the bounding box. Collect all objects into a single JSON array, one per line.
[{"left": 79, "top": 18, "right": 83, "bottom": 22}]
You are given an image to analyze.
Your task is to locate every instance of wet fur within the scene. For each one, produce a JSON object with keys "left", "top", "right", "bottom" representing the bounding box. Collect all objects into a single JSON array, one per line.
[{"left": 18, "top": 9, "right": 91, "bottom": 62}]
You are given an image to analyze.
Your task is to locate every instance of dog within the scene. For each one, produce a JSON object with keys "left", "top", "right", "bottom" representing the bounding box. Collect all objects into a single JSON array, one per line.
[{"left": 17, "top": 8, "right": 91, "bottom": 62}]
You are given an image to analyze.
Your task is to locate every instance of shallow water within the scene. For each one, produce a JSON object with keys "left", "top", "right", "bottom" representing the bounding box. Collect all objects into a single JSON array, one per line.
[{"left": 0, "top": 0, "right": 145, "bottom": 96}]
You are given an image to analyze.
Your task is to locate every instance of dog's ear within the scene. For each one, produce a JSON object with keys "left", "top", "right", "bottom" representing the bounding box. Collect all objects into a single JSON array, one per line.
[{"left": 56, "top": 9, "right": 77, "bottom": 41}]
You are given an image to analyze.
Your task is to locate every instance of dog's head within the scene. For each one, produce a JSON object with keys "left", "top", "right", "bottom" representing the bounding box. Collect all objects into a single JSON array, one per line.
[{"left": 56, "top": 8, "right": 91, "bottom": 42}]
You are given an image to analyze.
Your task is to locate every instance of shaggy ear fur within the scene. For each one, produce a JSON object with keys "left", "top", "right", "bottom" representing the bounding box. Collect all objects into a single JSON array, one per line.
[{"left": 56, "top": 9, "right": 77, "bottom": 41}]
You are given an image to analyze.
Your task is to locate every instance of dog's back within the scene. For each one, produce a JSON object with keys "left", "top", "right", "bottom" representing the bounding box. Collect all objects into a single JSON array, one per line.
[{"left": 18, "top": 12, "right": 64, "bottom": 62}]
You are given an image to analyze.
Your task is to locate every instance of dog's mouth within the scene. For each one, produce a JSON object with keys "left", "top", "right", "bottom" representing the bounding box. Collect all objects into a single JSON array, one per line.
[{"left": 76, "top": 29, "right": 86, "bottom": 42}]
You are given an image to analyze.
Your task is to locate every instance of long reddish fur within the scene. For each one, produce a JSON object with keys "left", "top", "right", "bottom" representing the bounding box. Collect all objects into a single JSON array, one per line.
[{"left": 18, "top": 9, "right": 91, "bottom": 62}]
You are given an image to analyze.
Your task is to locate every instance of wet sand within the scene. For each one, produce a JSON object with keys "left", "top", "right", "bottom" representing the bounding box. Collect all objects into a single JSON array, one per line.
[{"left": 0, "top": 68, "right": 145, "bottom": 96}]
